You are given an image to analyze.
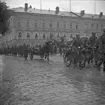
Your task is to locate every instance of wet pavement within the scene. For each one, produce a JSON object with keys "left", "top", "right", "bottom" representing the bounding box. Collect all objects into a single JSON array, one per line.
[{"left": 0, "top": 54, "right": 105, "bottom": 105}]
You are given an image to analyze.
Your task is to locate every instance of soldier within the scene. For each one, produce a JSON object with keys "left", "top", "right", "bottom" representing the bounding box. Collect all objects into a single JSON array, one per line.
[
  {"left": 88, "top": 32, "right": 97, "bottom": 47},
  {"left": 23, "top": 43, "right": 28, "bottom": 60},
  {"left": 97, "top": 28, "right": 105, "bottom": 71},
  {"left": 72, "top": 34, "right": 82, "bottom": 65},
  {"left": 72, "top": 34, "right": 82, "bottom": 49},
  {"left": 44, "top": 41, "right": 50, "bottom": 60}
]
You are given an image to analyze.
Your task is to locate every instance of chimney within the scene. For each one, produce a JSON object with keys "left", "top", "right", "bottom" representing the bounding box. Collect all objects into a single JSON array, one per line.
[
  {"left": 80, "top": 10, "right": 85, "bottom": 16},
  {"left": 99, "top": 12, "right": 103, "bottom": 18},
  {"left": 55, "top": 6, "right": 59, "bottom": 14},
  {"left": 24, "top": 3, "right": 28, "bottom": 12},
  {"left": 29, "top": 5, "right": 32, "bottom": 8}
]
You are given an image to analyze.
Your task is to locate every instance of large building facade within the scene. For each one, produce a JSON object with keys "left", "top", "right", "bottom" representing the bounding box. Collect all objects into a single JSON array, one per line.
[{"left": 0, "top": 3, "right": 105, "bottom": 46}]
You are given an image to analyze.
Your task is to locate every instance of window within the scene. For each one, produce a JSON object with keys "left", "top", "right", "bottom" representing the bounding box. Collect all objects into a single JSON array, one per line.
[
  {"left": 42, "top": 21, "right": 45, "bottom": 28},
  {"left": 43, "top": 33, "right": 46, "bottom": 39},
  {"left": 35, "top": 20, "right": 37, "bottom": 28},
  {"left": 57, "top": 33, "right": 59, "bottom": 38},
  {"left": 50, "top": 21, "right": 52, "bottom": 28},
  {"left": 27, "top": 20, "right": 29, "bottom": 28},
  {"left": 27, "top": 33, "right": 30, "bottom": 38},
  {"left": 17, "top": 19, "right": 20, "bottom": 27},
  {"left": 101, "top": 24, "right": 103, "bottom": 29},
  {"left": 57, "top": 21, "right": 59, "bottom": 28},
  {"left": 64, "top": 22, "right": 66, "bottom": 29},
  {"left": 76, "top": 24, "right": 78, "bottom": 29},
  {"left": 70, "top": 34, "right": 72, "bottom": 38},
  {"left": 50, "top": 33, "right": 53, "bottom": 39},
  {"left": 97, "top": 24, "right": 98, "bottom": 29},
  {"left": 18, "top": 32, "right": 22, "bottom": 38},
  {"left": 70, "top": 23, "right": 72, "bottom": 29},
  {"left": 18, "top": 22, "right": 20, "bottom": 26},
  {"left": 91, "top": 24, "right": 94, "bottom": 28},
  {"left": 85, "top": 24, "right": 87, "bottom": 28},
  {"left": 64, "top": 34, "right": 66, "bottom": 38},
  {"left": 35, "top": 33, "right": 38, "bottom": 39}
]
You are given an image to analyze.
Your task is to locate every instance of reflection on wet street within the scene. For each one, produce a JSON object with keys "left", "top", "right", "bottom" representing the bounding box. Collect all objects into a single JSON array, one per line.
[{"left": 0, "top": 55, "right": 105, "bottom": 105}]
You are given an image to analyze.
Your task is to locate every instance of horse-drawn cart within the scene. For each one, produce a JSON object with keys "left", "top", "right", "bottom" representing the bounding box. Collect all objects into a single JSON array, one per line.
[{"left": 29, "top": 44, "right": 49, "bottom": 61}]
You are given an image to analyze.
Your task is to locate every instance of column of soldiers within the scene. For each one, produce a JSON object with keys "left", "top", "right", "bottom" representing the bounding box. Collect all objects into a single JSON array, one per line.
[{"left": 0, "top": 44, "right": 29, "bottom": 58}]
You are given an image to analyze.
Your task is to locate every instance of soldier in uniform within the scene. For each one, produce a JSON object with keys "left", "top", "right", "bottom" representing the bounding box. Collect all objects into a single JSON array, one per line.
[
  {"left": 72, "top": 34, "right": 82, "bottom": 65},
  {"left": 23, "top": 43, "right": 28, "bottom": 60},
  {"left": 72, "top": 34, "right": 82, "bottom": 49},
  {"left": 97, "top": 28, "right": 105, "bottom": 71},
  {"left": 88, "top": 32, "right": 97, "bottom": 47}
]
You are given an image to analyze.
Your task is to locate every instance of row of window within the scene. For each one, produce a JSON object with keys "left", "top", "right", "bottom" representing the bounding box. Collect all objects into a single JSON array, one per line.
[
  {"left": 17, "top": 20, "right": 79, "bottom": 29},
  {"left": 17, "top": 19, "right": 104, "bottom": 29},
  {"left": 18, "top": 32, "right": 66, "bottom": 39},
  {"left": 85, "top": 24, "right": 103, "bottom": 29}
]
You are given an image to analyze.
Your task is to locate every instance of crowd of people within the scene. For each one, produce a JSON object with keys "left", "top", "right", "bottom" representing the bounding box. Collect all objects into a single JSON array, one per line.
[
  {"left": 0, "top": 41, "right": 58, "bottom": 60},
  {"left": 0, "top": 28, "right": 105, "bottom": 70},
  {"left": 62, "top": 28, "right": 105, "bottom": 71}
]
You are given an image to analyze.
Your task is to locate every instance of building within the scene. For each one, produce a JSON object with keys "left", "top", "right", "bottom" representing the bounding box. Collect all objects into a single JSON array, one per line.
[{"left": 0, "top": 3, "right": 105, "bottom": 47}]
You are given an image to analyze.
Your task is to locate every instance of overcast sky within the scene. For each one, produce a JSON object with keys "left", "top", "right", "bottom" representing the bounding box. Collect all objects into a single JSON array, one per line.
[{"left": 3, "top": 0, "right": 105, "bottom": 14}]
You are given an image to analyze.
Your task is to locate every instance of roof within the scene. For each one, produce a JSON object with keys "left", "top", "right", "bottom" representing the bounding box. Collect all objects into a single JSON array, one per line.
[{"left": 11, "top": 7, "right": 105, "bottom": 19}]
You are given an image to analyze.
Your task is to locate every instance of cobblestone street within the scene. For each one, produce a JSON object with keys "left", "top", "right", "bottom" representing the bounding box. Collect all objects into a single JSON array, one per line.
[{"left": 0, "top": 55, "right": 105, "bottom": 105}]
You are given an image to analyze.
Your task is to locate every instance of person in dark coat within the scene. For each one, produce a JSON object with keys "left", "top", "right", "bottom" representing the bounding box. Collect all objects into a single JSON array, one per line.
[
  {"left": 44, "top": 41, "right": 50, "bottom": 60},
  {"left": 97, "top": 28, "right": 105, "bottom": 71},
  {"left": 88, "top": 32, "right": 97, "bottom": 47},
  {"left": 72, "top": 34, "right": 82, "bottom": 48},
  {"left": 23, "top": 44, "right": 28, "bottom": 60}
]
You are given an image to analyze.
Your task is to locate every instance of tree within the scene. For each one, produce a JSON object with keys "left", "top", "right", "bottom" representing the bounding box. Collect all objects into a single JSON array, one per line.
[{"left": 0, "top": 1, "right": 11, "bottom": 35}]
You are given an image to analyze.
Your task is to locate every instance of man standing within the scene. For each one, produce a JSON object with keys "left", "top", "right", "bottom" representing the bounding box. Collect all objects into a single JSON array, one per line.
[
  {"left": 72, "top": 34, "right": 82, "bottom": 48},
  {"left": 88, "top": 32, "right": 97, "bottom": 47},
  {"left": 97, "top": 28, "right": 105, "bottom": 71}
]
